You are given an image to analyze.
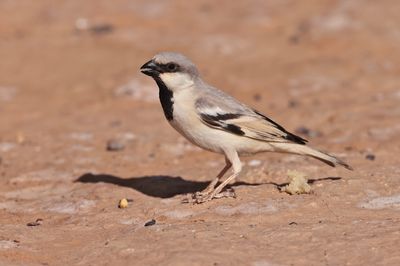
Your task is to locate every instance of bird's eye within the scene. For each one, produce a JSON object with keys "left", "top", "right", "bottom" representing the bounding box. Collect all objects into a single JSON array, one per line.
[{"left": 166, "top": 63, "right": 178, "bottom": 71}]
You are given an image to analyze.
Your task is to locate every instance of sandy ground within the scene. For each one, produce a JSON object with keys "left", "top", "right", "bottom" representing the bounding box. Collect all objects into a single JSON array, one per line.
[{"left": 1, "top": 0, "right": 400, "bottom": 265}]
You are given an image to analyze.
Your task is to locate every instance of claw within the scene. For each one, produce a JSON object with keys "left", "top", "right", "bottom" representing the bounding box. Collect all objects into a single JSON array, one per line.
[{"left": 184, "top": 188, "right": 236, "bottom": 204}]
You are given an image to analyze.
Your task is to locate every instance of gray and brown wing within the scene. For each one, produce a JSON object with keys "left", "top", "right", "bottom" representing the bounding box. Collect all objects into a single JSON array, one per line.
[{"left": 195, "top": 97, "right": 307, "bottom": 145}]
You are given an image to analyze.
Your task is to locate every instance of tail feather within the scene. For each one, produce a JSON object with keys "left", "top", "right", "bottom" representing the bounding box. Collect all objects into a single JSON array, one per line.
[{"left": 272, "top": 143, "right": 353, "bottom": 170}]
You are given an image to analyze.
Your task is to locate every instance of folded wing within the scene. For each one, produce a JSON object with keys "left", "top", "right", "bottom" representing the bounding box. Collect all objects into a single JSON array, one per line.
[{"left": 195, "top": 97, "right": 307, "bottom": 145}]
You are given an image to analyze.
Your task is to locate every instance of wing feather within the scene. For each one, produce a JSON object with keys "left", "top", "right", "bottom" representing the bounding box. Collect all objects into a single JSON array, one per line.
[{"left": 196, "top": 97, "right": 307, "bottom": 145}]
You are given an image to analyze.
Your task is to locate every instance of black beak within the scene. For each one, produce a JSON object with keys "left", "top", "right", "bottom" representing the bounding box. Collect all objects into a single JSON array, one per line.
[{"left": 140, "top": 60, "right": 161, "bottom": 77}]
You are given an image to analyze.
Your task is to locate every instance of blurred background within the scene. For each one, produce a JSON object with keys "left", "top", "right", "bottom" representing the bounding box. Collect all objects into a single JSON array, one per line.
[
  {"left": 1, "top": 0, "right": 399, "bottom": 176},
  {"left": 1, "top": 0, "right": 400, "bottom": 265}
]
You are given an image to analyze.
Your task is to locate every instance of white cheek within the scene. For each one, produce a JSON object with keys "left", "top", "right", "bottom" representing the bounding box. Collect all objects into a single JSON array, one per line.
[{"left": 160, "top": 72, "right": 194, "bottom": 91}]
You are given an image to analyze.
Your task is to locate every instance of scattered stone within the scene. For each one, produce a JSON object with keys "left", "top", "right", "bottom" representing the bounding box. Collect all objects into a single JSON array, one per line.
[
  {"left": 27, "top": 218, "right": 43, "bottom": 227},
  {"left": 106, "top": 139, "right": 125, "bottom": 151},
  {"left": 288, "top": 100, "right": 300, "bottom": 108},
  {"left": 289, "top": 221, "right": 298, "bottom": 225},
  {"left": 281, "top": 170, "right": 311, "bottom": 195},
  {"left": 295, "top": 126, "right": 322, "bottom": 138},
  {"left": 118, "top": 198, "right": 129, "bottom": 209},
  {"left": 253, "top": 93, "right": 262, "bottom": 102},
  {"left": 144, "top": 219, "right": 156, "bottom": 227},
  {"left": 89, "top": 24, "right": 114, "bottom": 35},
  {"left": 365, "top": 154, "right": 375, "bottom": 161}
]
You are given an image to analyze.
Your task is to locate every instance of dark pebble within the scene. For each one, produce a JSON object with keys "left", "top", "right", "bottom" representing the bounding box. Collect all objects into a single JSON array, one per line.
[
  {"left": 288, "top": 100, "right": 300, "bottom": 108},
  {"left": 365, "top": 154, "right": 375, "bottom": 161},
  {"left": 288, "top": 35, "right": 300, "bottom": 44},
  {"left": 89, "top": 24, "right": 114, "bottom": 34},
  {"left": 253, "top": 93, "right": 262, "bottom": 102},
  {"left": 106, "top": 139, "right": 125, "bottom": 151},
  {"left": 27, "top": 218, "right": 43, "bottom": 227},
  {"left": 144, "top": 219, "right": 156, "bottom": 227},
  {"left": 295, "top": 126, "right": 322, "bottom": 138},
  {"left": 289, "top": 221, "right": 298, "bottom": 225}
]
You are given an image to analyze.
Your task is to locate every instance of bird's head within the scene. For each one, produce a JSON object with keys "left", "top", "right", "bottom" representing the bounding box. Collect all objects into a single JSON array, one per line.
[{"left": 140, "top": 52, "right": 200, "bottom": 91}]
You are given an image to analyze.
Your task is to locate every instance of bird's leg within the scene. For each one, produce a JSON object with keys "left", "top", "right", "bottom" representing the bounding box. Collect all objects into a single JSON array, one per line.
[
  {"left": 194, "top": 150, "right": 242, "bottom": 203},
  {"left": 198, "top": 158, "right": 232, "bottom": 195}
]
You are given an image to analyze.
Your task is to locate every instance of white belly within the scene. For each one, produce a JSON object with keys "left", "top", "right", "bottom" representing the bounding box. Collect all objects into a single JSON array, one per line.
[{"left": 169, "top": 90, "right": 273, "bottom": 155}]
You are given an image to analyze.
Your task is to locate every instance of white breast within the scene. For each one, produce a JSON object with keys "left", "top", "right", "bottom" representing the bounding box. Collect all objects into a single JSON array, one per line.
[{"left": 169, "top": 89, "right": 273, "bottom": 155}]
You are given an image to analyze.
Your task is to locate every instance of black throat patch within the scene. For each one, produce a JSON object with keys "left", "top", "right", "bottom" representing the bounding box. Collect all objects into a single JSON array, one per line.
[{"left": 154, "top": 77, "right": 174, "bottom": 121}]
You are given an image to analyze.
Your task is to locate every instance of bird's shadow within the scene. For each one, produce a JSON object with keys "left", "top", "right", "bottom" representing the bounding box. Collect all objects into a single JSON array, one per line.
[
  {"left": 75, "top": 173, "right": 341, "bottom": 198},
  {"left": 76, "top": 173, "right": 212, "bottom": 198}
]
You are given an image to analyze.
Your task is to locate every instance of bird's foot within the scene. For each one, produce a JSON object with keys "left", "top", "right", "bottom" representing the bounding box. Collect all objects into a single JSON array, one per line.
[{"left": 183, "top": 188, "right": 236, "bottom": 204}]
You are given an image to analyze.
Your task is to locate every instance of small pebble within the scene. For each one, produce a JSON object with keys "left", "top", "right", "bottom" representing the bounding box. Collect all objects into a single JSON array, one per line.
[
  {"left": 253, "top": 93, "right": 262, "bottom": 102},
  {"left": 90, "top": 24, "right": 114, "bottom": 34},
  {"left": 288, "top": 100, "right": 299, "bottom": 108},
  {"left": 27, "top": 218, "right": 43, "bottom": 227},
  {"left": 289, "top": 221, "right": 298, "bottom": 225},
  {"left": 106, "top": 139, "right": 125, "bottom": 151},
  {"left": 295, "top": 126, "right": 322, "bottom": 138},
  {"left": 118, "top": 198, "right": 128, "bottom": 208},
  {"left": 365, "top": 154, "right": 375, "bottom": 161},
  {"left": 144, "top": 219, "right": 156, "bottom": 227}
]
